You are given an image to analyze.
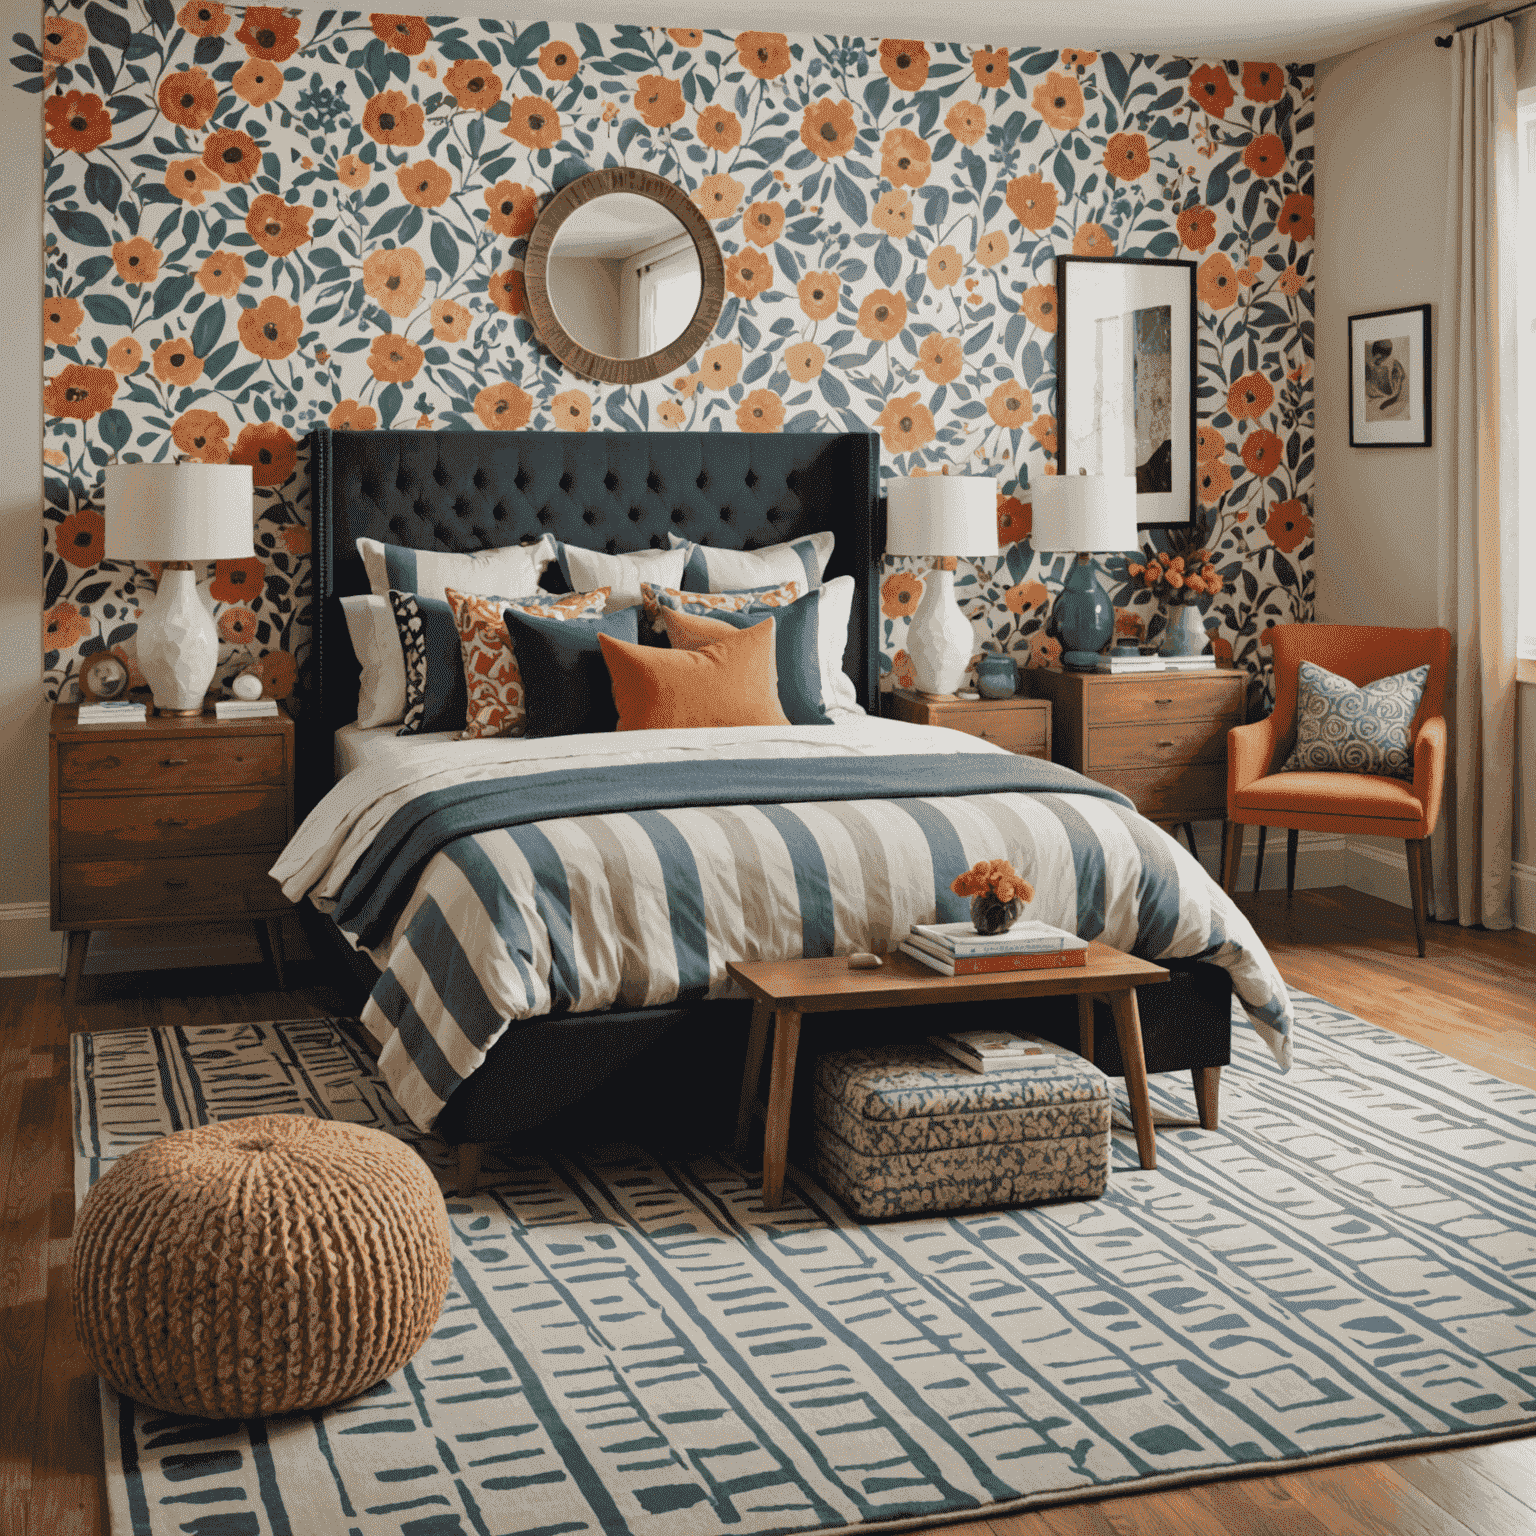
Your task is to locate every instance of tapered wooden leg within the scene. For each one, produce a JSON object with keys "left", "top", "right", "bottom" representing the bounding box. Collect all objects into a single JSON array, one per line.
[
  {"left": 255, "top": 917, "right": 288, "bottom": 990},
  {"left": 735, "top": 999, "right": 772, "bottom": 1157},
  {"left": 1107, "top": 989, "right": 1156, "bottom": 1171},
  {"left": 1076, "top": 995, "right": 1096, "bottom": 1064},
  {"left": 1179, "top": 823, "right": 1198, "bottom": 861},
  {"left": 1286, "top": 828, "right": 1299, "bottom": 897},
  {"left": 1220, "top": 822, "right": 1244, "bottom": 894},
  {"left": 1192, "top": 1067, "right": 1220, "bottom": 1130},
  {"left": 761, "top": 1009, "right": 801, "bottom": 1211},
  {"left": 1406, "top": 839, "right": 1428, "bottom": 957},
  {"left": 62, "top": 930, "right": 91, "bottom": 1024},
  {"left": 1252, "top": 825, "right": 1268, "bottom": 893},
  {"left": 1420, "top": 836, "right": 1435, "bottom": 920},
  {"left": 457, "top": 1142, "right": 481, "bottom": 1197}
]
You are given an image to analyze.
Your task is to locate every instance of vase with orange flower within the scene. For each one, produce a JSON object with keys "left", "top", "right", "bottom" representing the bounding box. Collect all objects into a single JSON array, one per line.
[
  {"left": 1126, "top": 521, "right": 1227, "bottom": 657},
  {"left": 950, "top": 858, "right": 1036, "bottom": 935}
]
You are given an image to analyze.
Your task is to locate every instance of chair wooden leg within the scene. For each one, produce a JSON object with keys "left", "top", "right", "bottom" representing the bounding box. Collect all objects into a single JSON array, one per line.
[
  {"left": 457, "top": 1142, "right": 482, "bottom": 1198},
  {"left": 735, "top": 1000, "right": 772, "bottom": 1157},
  {"left": 1286, "top": 829, "right": 1299, "bottom": 898},
  {"left": 1179, "top": 823, "right": 1198, "bottom": 862},
  {"left": 1405, "top": 839, "right": 1428, "bottom": 957},
  {"left": 1420, "top": 836, "right": 1435, "bottom": 920},
  {"left": 1192, "top": 1067, "right": 1220, "bottom": 1130},
  {"left": 761, "top": 1009, "right": 802, "bottom": 1211},
  {"left": 1252, "top": 825, "right": 1268, "bottom": 893},
  {"left": 1220, "top": 822, "right": 1244, "bottom": 894}
]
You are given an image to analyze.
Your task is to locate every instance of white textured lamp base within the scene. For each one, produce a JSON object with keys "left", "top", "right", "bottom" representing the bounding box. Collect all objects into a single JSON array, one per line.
[
  {"left": 907, "top": 563, "right": 974, "bottom": 697},
  {"left": 137, "top": 565, "right": 218, "bottom": 715}
]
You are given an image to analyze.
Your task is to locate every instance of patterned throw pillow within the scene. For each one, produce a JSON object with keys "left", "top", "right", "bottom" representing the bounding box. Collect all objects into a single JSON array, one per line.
[
  {"left": 1282, "top": 660, "right": 1429, "bottom": 780},
  {"left": 640, "top": 578, "right": 801, "bottom": 630},
  {"left": 447, "top": 586, "right": 609, "bottom": 739},
  {"left": 388, "top": 590, "right": 470, "bottom": 737}
]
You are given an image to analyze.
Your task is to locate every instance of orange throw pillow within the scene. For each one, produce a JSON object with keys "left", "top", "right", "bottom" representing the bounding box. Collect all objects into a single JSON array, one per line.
[
  {"left": 659, "top": 606, "right": 736, "bottom": 650},
  {"left": 599, "top": 618, "right": 790, "bottom": 730}
]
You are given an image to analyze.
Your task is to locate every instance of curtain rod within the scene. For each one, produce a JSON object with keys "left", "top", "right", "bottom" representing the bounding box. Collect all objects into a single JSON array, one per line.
[{"left": 1435, "top": 1, "right": 1536, "bottom": 45}]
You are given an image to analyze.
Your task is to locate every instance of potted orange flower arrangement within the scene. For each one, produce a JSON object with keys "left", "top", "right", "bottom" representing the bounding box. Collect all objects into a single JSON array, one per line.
[
  {"left": 951, "top": 858, "right": 1035, "bottom": 935},
  {"left": 1125, "top": 520, "right": 1228, "bottom": 656}
]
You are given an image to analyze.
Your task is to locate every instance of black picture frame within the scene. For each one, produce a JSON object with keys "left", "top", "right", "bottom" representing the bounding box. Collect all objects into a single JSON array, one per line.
[
  {"left": 1057, "top": 254, "right": 1197, "bottom": 529},
  {"left": 1348, "top": 303, "right": 1432, "bottom": 448}
]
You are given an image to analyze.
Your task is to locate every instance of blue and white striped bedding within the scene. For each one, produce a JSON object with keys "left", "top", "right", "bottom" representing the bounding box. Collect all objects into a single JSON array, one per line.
[{"left": 274, "top": 720, "right": 1293, "bottom": 1130}]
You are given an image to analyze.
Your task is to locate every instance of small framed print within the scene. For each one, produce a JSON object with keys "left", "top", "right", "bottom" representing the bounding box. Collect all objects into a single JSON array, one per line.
[{"left": 1349, "top": 303, "right": 1432, "bottom": 447}]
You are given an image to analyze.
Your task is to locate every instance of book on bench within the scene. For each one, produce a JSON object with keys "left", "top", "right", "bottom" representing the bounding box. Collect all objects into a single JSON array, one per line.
[
  {"left": 928, "top": 1029, "right": 1055, "bottom": 1072},
  {"left": 898, "top": 939, "right": 1088, "bottom": 976},
  {"left": 908, "top": 919, "right": 1088, "bottom": 959}
]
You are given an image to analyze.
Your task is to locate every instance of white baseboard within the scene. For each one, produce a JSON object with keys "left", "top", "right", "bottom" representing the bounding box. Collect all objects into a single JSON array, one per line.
[
  {"left": 0, "top": 901, "right": 60, "bottom": 976},
  {"left": 1513, "top": 861, "right": 1536, "bottom": 933}
]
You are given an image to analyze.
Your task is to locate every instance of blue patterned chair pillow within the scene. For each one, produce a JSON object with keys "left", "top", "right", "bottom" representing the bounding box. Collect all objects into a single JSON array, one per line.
[{"left": 1281, "top": 660, "right": 1429, "bottom": 780}]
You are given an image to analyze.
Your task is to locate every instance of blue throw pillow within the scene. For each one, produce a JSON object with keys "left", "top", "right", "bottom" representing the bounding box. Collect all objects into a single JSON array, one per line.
[
  {"left": 505, "top": 605, "right": 639, "bottom": 737},
  {"left": 1282, "top": 660, "right": 1429, "bottom": 780}
]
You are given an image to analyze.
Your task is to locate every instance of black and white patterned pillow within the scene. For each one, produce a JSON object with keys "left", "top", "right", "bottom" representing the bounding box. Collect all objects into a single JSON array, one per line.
[
  {"left": 1282, "top": 660, "right": 1429, "bottom": 780},
  {"left": 388, "top": 590, "right": 467, "bottom": 736}
]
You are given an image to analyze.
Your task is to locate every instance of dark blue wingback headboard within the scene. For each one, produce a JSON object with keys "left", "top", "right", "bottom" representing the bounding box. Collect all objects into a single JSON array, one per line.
[{"left": 303, "top": 428, "right": 882, "bottom": 807}]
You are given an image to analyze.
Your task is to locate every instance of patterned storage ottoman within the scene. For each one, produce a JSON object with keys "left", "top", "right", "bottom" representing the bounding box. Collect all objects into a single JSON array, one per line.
[{"left": 812, "top": 1041, "right": 1111, "bottom": 1219}]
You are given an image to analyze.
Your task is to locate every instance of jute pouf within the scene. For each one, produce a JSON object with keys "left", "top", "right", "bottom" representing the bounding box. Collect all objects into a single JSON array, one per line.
[{"left": 71, "top": 1113, "right": 453, "bottom": 1418}]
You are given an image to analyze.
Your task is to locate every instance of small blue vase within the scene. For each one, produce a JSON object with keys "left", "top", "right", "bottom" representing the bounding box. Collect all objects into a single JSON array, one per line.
[{"left": 975, "top": 652, "right": 1018, "bottom": 698}]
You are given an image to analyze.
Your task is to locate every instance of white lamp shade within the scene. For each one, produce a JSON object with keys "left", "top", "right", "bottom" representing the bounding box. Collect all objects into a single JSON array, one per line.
[
  {"left": 104, "top": 463, "right": 255, "bottom": 562},
  {"left": 1029, "top": 474, "right": 1138, "bottom": 554},
  {"left": 885, "top": 476, "right": 998, "bottom": 558}
]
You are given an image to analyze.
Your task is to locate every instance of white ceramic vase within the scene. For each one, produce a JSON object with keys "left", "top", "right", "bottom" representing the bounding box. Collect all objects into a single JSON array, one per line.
[
  {"left": 136, "top": 565, "right": 218, "bottom": 713},
  {"left": 907, "top": 563, "right": 973, "bottom": 695}
]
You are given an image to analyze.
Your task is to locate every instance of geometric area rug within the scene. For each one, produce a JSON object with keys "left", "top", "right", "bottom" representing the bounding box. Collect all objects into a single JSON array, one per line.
[{"left": 73, "top": 991, "right": 1536, "bottom": 1536}]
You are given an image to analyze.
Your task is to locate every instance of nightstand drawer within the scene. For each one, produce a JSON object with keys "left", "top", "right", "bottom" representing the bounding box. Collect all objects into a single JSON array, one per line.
[
  {"left": 1094, "top": 763, "right": 1229, "bottom": 822},
  {"left": 1087, "top": 718, "right": 1236, "bottom": 772},
  {"left": 942, "top": 705, "right": 1049, "bottom": 756},
  {"left": 57, "top": 852, "right": 289, "bottom": 925},
  {"left": 1086, "top": 676, "right": 1245, "bottom": 727},
  {"left": 57, "top": 789, "right": 289, "bottom": 861},
  {"left": 57, "top": 734, "right": 286, "bottom": 794}
]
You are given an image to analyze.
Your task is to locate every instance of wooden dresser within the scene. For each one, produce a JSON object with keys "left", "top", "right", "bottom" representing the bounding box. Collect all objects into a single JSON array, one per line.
[
  {"left": 49, "top": 704, "right": 295, "bottom": 1009},
  {"left": 887, "top": 688, "right": 1052, "bottom": 760},
  {"left": 1022, "top": 667, "right": 1245, "bottom": 842}
]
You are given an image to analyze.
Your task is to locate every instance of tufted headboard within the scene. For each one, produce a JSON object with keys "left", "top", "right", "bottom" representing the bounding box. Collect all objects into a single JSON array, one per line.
[{"left": 303, "top": 427, "right": 882, "bottom": 806}]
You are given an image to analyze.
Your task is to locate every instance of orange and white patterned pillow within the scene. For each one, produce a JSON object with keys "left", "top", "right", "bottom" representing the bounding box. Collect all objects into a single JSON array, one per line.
[
  {"left": 447, "top": 586, "right": 609, "bottom": 739},
  {"left": 639, "top": 578, "right": 801, "bottom": 630}
]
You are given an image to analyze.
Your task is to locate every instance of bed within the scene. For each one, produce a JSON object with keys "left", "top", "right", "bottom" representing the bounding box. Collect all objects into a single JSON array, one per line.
[{"left": 277, "top": 427, "right": 1292, "bottom": 1165}]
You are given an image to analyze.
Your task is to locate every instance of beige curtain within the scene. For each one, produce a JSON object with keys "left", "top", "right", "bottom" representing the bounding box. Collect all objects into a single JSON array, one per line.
[{"left": 1434, "top": 19, "right": 1519, "bottom": 930}]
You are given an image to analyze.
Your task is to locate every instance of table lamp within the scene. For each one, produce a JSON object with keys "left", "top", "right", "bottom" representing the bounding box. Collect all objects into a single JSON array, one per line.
[
  {"left": 886, "top": 475, "right": 998, "bottom": 696},
  {"left": 104, "top": 462, "right": 255, "bottom": 714},
  {"left": 1030, "top": 474, "right": 1137, "bottom": 671}
]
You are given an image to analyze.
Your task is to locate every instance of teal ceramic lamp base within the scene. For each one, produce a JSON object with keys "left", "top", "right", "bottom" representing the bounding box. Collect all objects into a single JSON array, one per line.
[{"left": 1052, "top": 553, "right": 1114, "bottom": 671}]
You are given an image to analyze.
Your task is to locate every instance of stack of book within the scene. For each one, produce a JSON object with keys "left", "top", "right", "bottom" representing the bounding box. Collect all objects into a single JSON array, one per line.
[
  {"left": 77, "top": 699, "right": 147, "bottom": 725},
  {"left": 1161, "top": 654, "right": 1217, "bottom": 671},
  {"left": 214, "top": 698, "right": 279, "bottom": 720},
  {"left": 1094, "top": 651, "right": 1218, "bottom": 674},
  {"left": 928, "top": 1029, "right": 1053, "bottom": 1073},
  {"left": 899, "top": 919, "right": 1089, "bottom": 976}
]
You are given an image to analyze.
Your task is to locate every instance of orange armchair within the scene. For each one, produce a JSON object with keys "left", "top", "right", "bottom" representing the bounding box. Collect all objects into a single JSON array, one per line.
[{"left": 1220, "top": 623, "right": 1451, "bottom": 955}]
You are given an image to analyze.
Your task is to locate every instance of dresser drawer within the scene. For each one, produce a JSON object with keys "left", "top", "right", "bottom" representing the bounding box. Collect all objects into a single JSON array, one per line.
[
  {"left": 56, "top": 789, "right": 289, "bottom": 862},
  {"left": 57, "top": 852, "right": 289, "bottom": 926},
  {"left": 1087, "top": 717, "right": 1236, "bottom": 772},
  {"left": 1094, "top": 763, "right": 1229, "bottom": 822},
  {"left": 58, "top": 733, "right": 286, "bottom": 793},
  {"left": 1086, "top": 676, "right": 1245, "bottom": 727},
  {"left": 942, "top": 704, "right": 1049, "bottom": 757}
]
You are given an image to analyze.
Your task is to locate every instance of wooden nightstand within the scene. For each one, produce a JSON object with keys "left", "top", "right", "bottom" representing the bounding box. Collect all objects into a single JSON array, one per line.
[
  {"left": 887, "top": 688, "right": 1052, "bottom": 759},
  {"left": 50, "top": 703, "right": 295, "bottom": 1012},
  {"left": 1021, "top": 666, "right": 1245, "bottom": 853}
]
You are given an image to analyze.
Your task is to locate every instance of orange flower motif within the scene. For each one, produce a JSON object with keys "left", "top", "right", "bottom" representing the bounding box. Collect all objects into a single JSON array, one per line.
[
  {"left": 111, "top": 239, "right": 160, "bottom": 287},
  {"left": 253, "top": 649, "right": 297, "bottom": 699},
  {"left": 1198, "top": 459, "right": 1233, "bottom": 506},
  {"left": 725, "top": 249, "right": 773, "bottom": 301},
  {"left": 538, "top": 40, "right": 579, "bottom": 81},
  {"left": 209, "top": 555, "right": 265, "bottom": 601},
  {"left": 1266, "top": 500, "right": 1312, "bottom": 553},
  {"left": 1197, "top": 252, "right": 1237, "bottom": 309},
  {"left": 874, "top": 393, "right": 934, "bottom": 454},
  {"left": 1241, "top": 428, "right": 1285, "bottom": 476},
  {"left": 442, "top": 57, "right": 501, "bottom": 112},
  {"left": 197, "top": 250, "right": 245, "bottom": 296},
  {"left": 1243, "top": 133, "right": 1285, "bottom": 177},
  {"left": 172, "top": 408, "right": 230, "bottom": 461},
  {"left": 797, "top": 271, "right": 840, "bottom": 321},
  {"left": 1195, "top": 423, "right": 1225, "bottom": 461},
  {"left": 927, "top": 245, "right": 962, "bottom": 288},
  {"left": 280, "top": 525, "right": 310, "bottom": 556},
  {"left": 1228, "top": 371, "right": 1275, "bottom": 420},
  {"left": 657, "top": 399, "right": 686, "bottom": 427},
  {"left": 218, "top": 605, "right": 259, "bottom": 645},
  {"left": 165, "top": 158, "right": 221, "bottom": 205},
  {"left": 363, "top": 90, "right": 425, "bottom": 146},
  {"left": 236, "top": 7, "right": 302, "bottom": 61},
  {"left": 431, "top": 299, "right": 471, "bottom": 342},
  {"left": 743, "top": 201, "right": 784, "bottom": 247},
  {"left": 328, "top": 399, "right": 378, "bottom": 430},
  {"left": 668, "top": 28, "right": 702, "bottom": 47},
  {"left": 1242, "top": 62, "right": 1284, "bottom": 102},
  {"left": 635, "top": 75, "right": 684, "bottom": 127},
  {"left": 880, "top": 40, "right": 929, "bottom": 91},
  {"left": 700, "top": 342, "right": 742, "bottom": 389},
  {"left": 237, "top": 295, "right": 302, "bottom": 359},
  {"left": 246, "top": 194, "right": 311, "bottom": 257},
  {"left": 106, "top": 337, "right": 144, "bottom": 375},
  {"left": 55, "top": 508, "right": 105, "bottom": 565},
  {"left": 1073, "top": 222, "right": 1114, "bottom": 258},
  {"left": 371, "top": 14, "right": 431, "bottom": 54},
  {"left": 1030, "top": 414, "right": 1057, "bottom": 453},
  {"left": 45, "top": 91, "right": 112, "bottom": 153},
  {"left": 1006, "top": 172, "right": 1058, "bottom": 232},
  {"left": 1018, "top": 284, "right": 1058, "bottom": 332},
  {"left": 1061, "top": 48, "right": 1097, "bottom": 67},
  {"left": 397, "top": 160, "right": 452, "bottom": 208},
  {"left": 177, "top": 2, "right": 229, "bottom": 36},
  {"left": 158, "top": 66, "right": 219, "bottom": 129},
  {"left": 1177, "top": 204, "right": 1216, "bottom": 252},
  {"left": 203, "top": 127, "right": 261, "bottom": 182},
  {"left": 368, "top": 334, "right": 424, "bottom": 383},
  {"left": 916, "top": 334, "right": 962, "bottom": 383},
  {"left": 880, "top": 571, "right": 924, "bottom": 618},
  {"left": 484, "top": 180, "right": 537, "bottom": 238},
  {"left": 1278, "top": 193, "right": 1314, "bottom": 242},
  {"left": 697, "top": 105, "right": 741, "bottom": 152},
  {"left": 801, "top": 98, "right": 856, "bottom": 161},
  {"left": 1189, "top": 64, "right": 1235, "bottom": 116},
  {"left": 857, "top": 289, "right": 906, "bottom": 342},
  {"left": 1033, "top": 71, "right": 1083, "bottom": 131},
  {"left": 41, "top": 16, "right": 88, "bottom": 62},
  {"left": 945, "top": 101, "right": 987, "bottom": 146},
  {"left": 891, "top": 648, "right": 916, "bottom": 688},
  {"left": 737, "top": 32, "right": 791, "bottom": 79},
  {"left": 550, "top": 389, "right": 590, "bottom": 431},
  {"left": 785, "top": 342, "right": 825, "bottom": 382},
  {"left": 44, "top": 602, "right": 91, "bottom": 649},
  {"left": 972, "top": 47, "right": 1009, "bottom": 89},
  {"left": 152, "top": 338, "right": 203, "bottom": 386},
  {"left": 881, "top": 128, "right": 930, "bottom": 188},
  {"left": 502, "top": 96, "right": 560, "bottom": 149},
  {"left": 233, "top": 58, "right": 283, "bottom": 105},
  {"left": 736, "top": 389, "right": 785, "bottom": 433},
  {"left": 1278, "top": 264, "right": 1305, "bottom": 297},
  {"left": 1104, "top": 132, "right": 1150, "bottom": 181},
  {"left": 1029, "top": 633, "right": 1063, "bottom": 669},
  {"left": 975, "top": 230, "right": 1009, "bottom": 269},
  {"left": 44, "top": 295, "right": 83, "bottom": 348},
  {"left": 694, "top": 173, "right": 744, "bottom": 220},
  {"left": 987, "top": 380, "right": 1033, "bottom": 428},
  {"left": 487, "top": 267, "right": 526, "bottom": 316},
  {"left": 335, "top": 154, "right": 371, "bottom": 189},
  {"left": 1211, "top": 634, "right": 1233, "bottom": 663},
  {"left": 996, "top": 495, "right": 1031, "bottom": 545},
  {"left": 362, "top": 248, "right": 426, "bottom": 318},
  {"left": 871, "top": 190, "right": 913, "bottom": 237},
  {"left": 1005, "top": 579, "right": 1049, "bottom": 614},
  {"left": 473, "top": 381, "right": 532, "bottom": 430}
]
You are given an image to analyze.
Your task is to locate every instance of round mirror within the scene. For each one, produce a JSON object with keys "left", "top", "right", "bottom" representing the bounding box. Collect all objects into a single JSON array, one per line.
[{"left": 525, "top": 169, "right": 724, "bottom": 386}]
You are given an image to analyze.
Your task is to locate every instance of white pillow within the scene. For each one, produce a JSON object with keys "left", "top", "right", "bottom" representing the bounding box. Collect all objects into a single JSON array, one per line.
[
  {"left": 815, "top": 575, "right": 861, "bottom": 715},
  {"left": 668, "top": 530, "right": 833, "bottom": 593},
  {"left": 358, "top": 533, "right": 555, "bottom": 604},
  {"left": 340, "top": 594, "right": 407, "bottom": 728},
  {"left": 556, "top": 543, "right": 688, "bottom": 611}
]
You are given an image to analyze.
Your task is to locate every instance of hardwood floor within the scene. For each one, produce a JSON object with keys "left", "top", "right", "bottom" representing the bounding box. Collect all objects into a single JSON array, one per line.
[{"left": 3, "top": 890, "right": 1534, "bottom": 1536}]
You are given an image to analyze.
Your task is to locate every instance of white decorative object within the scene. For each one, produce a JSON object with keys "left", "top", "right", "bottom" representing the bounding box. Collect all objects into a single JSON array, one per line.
[
  {"left": 886, "top": 476, "right": 998, "bottom": 697},
  {"left": 1030, "top": 474, "right": 1138, "bottom": 671},
  {"left": 105, "top": 463, "right": 254, "bottom": 715},
  {"left": 232, "top": 671, "right": 264, "bottom": 701}
]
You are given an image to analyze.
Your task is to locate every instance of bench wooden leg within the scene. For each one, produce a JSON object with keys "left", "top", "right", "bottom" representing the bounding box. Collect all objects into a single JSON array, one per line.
[
  {"left": 1107, "top": 988, "right": 1156, "bottom": 1171},
  {"left": 1220, "top": 822, "right": 1243, "bottom": 895},
  {"left": 1075, "top": 995, "right": 1095, "bottom": 1064},
  {"left": 1192, "top": 1067, "right": 1220, "bottom": 1130},
  {"left": 457, "top": 1142, "right": 481, "bottom": 1198},
  {"left": 735, "top": 1000, "right": 772, "bottom": 1157},
  {"left": 63, "top": 930, "right": 90, "bottom": 1024},
  {"left": 761, "top": 1009, "right": 801, "bottom": 1212}
]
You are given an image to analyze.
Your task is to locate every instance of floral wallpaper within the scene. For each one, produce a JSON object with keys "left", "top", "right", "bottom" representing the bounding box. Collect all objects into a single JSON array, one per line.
[{"left": 21, "top": 5, "right": 1314, "bottom": 706}]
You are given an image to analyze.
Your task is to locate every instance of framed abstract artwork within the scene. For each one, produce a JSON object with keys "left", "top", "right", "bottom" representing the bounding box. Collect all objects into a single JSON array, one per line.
[
  {"left": 1057, "top": 255, "right": 1197, "bottom": 528},
  {"left": 1348, "top": 303, "right": 1432, "bottom": 447}
]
